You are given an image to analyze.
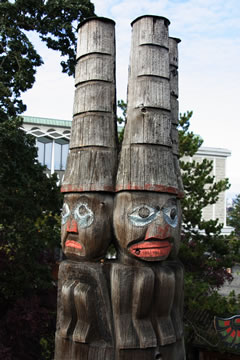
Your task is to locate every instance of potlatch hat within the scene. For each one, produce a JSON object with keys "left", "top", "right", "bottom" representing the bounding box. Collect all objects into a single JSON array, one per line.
[{"left": 61, "top": 17, "right": 117, "bottom": 193}]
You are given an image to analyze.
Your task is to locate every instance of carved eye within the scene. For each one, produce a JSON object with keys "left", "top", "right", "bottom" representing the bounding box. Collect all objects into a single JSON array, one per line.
[
  {"left": 129, "top": 205, "right": 157, "bottom": 227},
  {"left": 163, "top": 205, "right": 178, "bottom": 228},
  {"left": 61, "top": 203, "right": 70, "bottom": 225},
  {"left": 74, "top": 202, "right": 94, "bottom": 228}
]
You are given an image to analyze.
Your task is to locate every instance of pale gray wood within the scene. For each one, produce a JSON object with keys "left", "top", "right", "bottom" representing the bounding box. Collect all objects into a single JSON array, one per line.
[
  {"left": 131, "top": 16, "right": 170, "bottom": 48},
  {"left": 77, "top": 18, "right": 115, "bottom": 59},
  {"left": 169, "top": 37, "right": 181, "bottom": 69},
  {"left": 73, "top": 82, "right": 115, "bottom": 115},
  {"left": 62, "top": 148, "right": 117, "bottom": 192},
  {"left": 171, "top": 124, "right": 179, "bottom": 156},
  {"left": 170, "top": 95, "right": 179, "bottom": 125},
  {"left": 170, "top": 69, "right": 179, "bottom": 98},
  {"left": 70, "top": 113, "right": 117, "bottom": 149},
  {"left": 75, "top": 54, "right": 114, "bottom": 84},
  {"left": 132, "top": 45, "right": 169, "bottom": 78},
  {"left": 122, "top": 108, "right": 172, "bottom": 147},
  {"left": 116, "top": 145, "right": 179, "bottom": 194}
]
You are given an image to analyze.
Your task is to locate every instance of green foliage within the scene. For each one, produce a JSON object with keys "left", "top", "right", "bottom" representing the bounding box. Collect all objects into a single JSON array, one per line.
[
  {"left": 178, "top": 112, "right": 240, "bottom": 353},
  {"left": 0, "top": 117, "right": 62, "bottom": 303},
  {"left": 0, "top": 0, "right": 95, "bottom": 121},
  {"left": 117, "top": 99, "right": 127, "bottom": 144},
  {"left": 228, "top": 194, "right": 240, "bottom": 238}
]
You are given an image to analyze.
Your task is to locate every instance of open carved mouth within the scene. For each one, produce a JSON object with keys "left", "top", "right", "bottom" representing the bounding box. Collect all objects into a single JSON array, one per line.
[
  {"left": 65, "top": 240, "right": 82, "bottom": 250},
  {"left": 128, "top": 240, "right": 172, "bottom": 258}
]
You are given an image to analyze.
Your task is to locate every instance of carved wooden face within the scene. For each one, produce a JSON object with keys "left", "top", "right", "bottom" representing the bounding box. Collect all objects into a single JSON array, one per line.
[
  {"left": 113, "top": 191, "right": 181, "bottom": 262},
  {"left": 61, "top": 193, "right": 113, "bottom": 261}
]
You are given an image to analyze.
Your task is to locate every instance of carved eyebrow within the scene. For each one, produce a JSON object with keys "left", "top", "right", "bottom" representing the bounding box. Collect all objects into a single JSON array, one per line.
[{"left": 164, "top": 199, "right": 177, "bottom": 207}]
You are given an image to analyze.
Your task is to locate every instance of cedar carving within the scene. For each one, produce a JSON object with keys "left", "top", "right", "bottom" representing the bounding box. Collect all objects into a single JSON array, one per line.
[{"left": 55, "top": 15, "right": 185, "bottom": 360}]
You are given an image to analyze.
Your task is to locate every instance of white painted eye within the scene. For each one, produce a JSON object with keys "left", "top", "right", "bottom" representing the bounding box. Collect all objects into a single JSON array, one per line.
[
  {"left": 128, "top": 205, "right": 158, "bottom": 227},
  {"left": 61, "top": 203, "right": 70, "bottom": 225},
  {"left": 74, "top": 202, "right": 94, "bottom": 228},
  {"left": 163, "top": 205, "right": 178, "bottom": 228}
]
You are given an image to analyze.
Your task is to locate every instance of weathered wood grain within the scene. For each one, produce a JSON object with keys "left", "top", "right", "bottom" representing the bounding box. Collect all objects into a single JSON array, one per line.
[
  {"left": 131, "top": 45, "right": 169, "bottom": 78},
  {"left": 77, "top": 18, "right": 115, "bottom": 59},
  {"left": 170, "top": 96, "right": 179, "bottom": 125},
  {"left": 152, "top": 265, "right": 176, "bottom": 346},
  {"left": 55, "top": 261, "right": 114, "bottom": 359},
  {"left": 131, "top": 16, "right": 170, "bottom": 48},
  {"left": 171, "top": 124, "right": 179, "bottom": 156},
  {"left": 62, "top": 16, "right": 117, "bottom": 194},
  {"left": 116, "top": 145, "right": 178, "bottom": 194},
  {"left": 169, "top": 37, "right": 181, "bottom": 69},
  {"left": 122, "top": 108, "right": 171, "bottom": 147},
  {"left": 75, "top": 53, "right": 114, "bottom": 84},
  {"left": 70, "top": 113, "right": 117, "bottom": 149},
  {"left": 73, "top": 82, "right": 115, "bottom": 115},
  {"left": 62, "top": 148, "right": 117, "bottom": 192}
]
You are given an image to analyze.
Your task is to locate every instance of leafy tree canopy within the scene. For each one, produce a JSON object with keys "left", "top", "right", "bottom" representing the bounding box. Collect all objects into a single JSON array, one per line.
[{"left": 0, "top": 0, "right": 95, "bottom": 121}]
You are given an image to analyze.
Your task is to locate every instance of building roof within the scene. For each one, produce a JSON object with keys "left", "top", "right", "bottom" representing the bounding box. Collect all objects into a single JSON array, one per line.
[{"left": 23, "top": 115, "right": 72, "bottom": 129}]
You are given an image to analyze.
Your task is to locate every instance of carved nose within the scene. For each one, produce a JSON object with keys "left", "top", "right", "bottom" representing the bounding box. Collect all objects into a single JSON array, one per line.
[
  {"left": 145, "top": 222, "right": 171, "bottom": 240},
  {"left": 66, "top": 219, "right": 78, "bottom": 233}
]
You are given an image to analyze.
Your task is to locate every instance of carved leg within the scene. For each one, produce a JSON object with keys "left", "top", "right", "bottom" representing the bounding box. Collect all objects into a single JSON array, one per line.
[
  {"left": 59, "top": 280, "right": 77, "bottom": 339},
  {"left": 168, "top": 261, "right": 184, "bottom": 340},
  {"left": 153, "top": 265, "right": 176, "bottom": 345},
  {"left": 72, "top": 282, "right": 93, "bottom": 343},
  {"left": 132, "top": 267, "right": 157, "bottom": 348},
  {"left": 111, "top": 264, "right": 139, "bottom": 349}
]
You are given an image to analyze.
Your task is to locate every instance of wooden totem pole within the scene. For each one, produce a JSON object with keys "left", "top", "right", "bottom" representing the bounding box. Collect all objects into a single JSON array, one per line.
[
  {"left": 55, "top": 14, "right": 185, "bottom": 360},
  {"left": 112, "top": 15, "right": 185, "bottom": 360},
  {"left": 55, "top": 17, "right": 117, "bottom": 359}
]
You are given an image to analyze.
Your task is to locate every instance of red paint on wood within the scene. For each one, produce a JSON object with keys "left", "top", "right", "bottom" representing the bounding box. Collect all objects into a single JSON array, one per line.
[
  {"left": 235, "top": 318, "right": 240, "bottom": 323},
  {"left": 237, "top": 330, "right": 240, "bottom": 337},
  {"left": 145, "top": 224, "right": 171, "bottom": 241},
  {"left": 67, "top": 219, "right": 78, "bottom": 233},
  {"left": 65, "top": 240, "right": 82, "bottom": 250},
  {"left": 61, "top": 184, "right": 115, "bottom": 193},
  {"left": 129, "top": 240, "right": 172, "bottom": 258},
  {"left": 231, "top": 330, "right": 236, "bottom": 338},
  {"left": 224, "top": 320, "right": 230, "bottom": 326},
  {"left": 226, "top": 327, "right": 232, "bottom": 334}
]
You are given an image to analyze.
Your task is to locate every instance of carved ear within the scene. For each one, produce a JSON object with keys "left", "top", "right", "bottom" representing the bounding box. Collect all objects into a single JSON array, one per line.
[
  {"left": 61, "top": 18, "right": 118, "bottom": 194},
  {"left": 116, "top": 16, "right": 184, "bottom": 198}
]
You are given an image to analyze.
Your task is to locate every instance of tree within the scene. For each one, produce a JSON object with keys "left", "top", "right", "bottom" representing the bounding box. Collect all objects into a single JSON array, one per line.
[
  {"left": 0, "top": 118, "right": 63, "bottom": 358},
  {"left": 228, "top": 194, "right": 240, "bottom": 239},
  {"left": 0, "top": 0, "right": 95, "bottom": 121},
  {"left": 178, "top": 112, "right": 240, "bottom": 355}
]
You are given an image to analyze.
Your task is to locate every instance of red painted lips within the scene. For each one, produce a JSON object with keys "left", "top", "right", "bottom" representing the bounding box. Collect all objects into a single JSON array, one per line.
[
  {"left": 129, "top": 241, "right": 172, "bottom": 258},
  {"left": 65, "top": 240, "right": 82, "bottom": 250}
]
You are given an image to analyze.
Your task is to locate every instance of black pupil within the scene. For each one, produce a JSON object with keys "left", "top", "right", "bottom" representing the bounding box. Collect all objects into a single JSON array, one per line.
[
  {"left": 78, "top": 205, "right": 87, "bottom": 215},
  {"left": 138, "top": 207, "right": 150, "bottom": 218},
  {"left": 170, "top": 208, "right": 177, "bottom": 219}
]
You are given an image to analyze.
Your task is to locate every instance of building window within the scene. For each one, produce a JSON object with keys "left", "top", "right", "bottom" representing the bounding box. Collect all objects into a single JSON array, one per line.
[
  {"left": 36, "top": 138, "right": 69, "bottom": 171},
  {"left": 54, "top": 139, "right": 69, "bottom": 170}
]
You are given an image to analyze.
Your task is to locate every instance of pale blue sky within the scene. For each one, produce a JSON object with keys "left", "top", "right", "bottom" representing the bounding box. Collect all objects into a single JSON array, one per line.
[{"left": 22, "top": 0, "right": 240, "bottom": 196}]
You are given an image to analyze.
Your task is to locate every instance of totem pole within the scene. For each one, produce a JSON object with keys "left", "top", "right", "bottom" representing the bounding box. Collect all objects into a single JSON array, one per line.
[
  {"left": 55, "top": 17, "right": 117, "bottom": 359},
  {"left": 112, "top": 16, "right": 185, "bottom": 359},
  {"left": 55, "top": 14, "right": 185, "bottom": 360}
]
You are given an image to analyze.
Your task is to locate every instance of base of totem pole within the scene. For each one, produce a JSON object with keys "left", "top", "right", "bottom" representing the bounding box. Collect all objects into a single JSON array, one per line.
[{"left": 54, "top": 260, "right": 185, "bottom": 360}]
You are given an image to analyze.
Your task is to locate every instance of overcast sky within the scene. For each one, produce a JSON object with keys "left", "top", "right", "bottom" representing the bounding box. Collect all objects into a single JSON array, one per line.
[{"left": 21, "top": 0, "right": 240, "bottom": 198}]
